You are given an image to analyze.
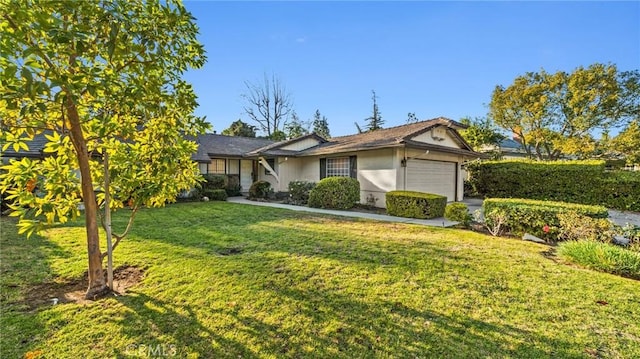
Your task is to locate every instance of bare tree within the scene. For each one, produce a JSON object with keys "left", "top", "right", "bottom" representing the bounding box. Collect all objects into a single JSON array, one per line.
[{"left": 242, "top": 73, "right": 293, "bottom": 138}]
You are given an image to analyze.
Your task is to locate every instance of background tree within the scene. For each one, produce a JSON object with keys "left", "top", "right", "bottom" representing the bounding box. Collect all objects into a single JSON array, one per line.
[
  {"left": 610, "top": 120, "right": 640, "bottom": 165},
  {"left": 407, "top": 112, "right": 419, "bottom": 123},
  {"left": 222, "top": 119, "right": 256, "bottom": 137},
  {"left": 312, "top": 109, "right": 331, "bottom": 139},
  {"left": 490, "top": 63, "right": 639, "bottom": 160},
  {"left": 284, "top": 111, "right": 308, "bottom": 139},
  {"left": 459, "top": 117, "right": 505, "bottom": 151},
  {"left": 0, "top": 0, "right": 207, "bottom": 297},
  {"left": 364, "top": 90, "right": 384, "bottom": 132},
  {"left": 242, "top": 73, "right": 293, "bottom": 139}
]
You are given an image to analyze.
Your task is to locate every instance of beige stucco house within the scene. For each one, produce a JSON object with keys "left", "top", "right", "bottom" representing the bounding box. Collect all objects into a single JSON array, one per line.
[{"left": 193, "top": 117, "right": 482, "bottom": 208}]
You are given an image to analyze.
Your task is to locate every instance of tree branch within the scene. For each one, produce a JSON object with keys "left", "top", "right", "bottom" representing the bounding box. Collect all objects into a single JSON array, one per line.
[
  {"left": 3, "top": 14, "right": 63, "bottom": 82},
  {"left": 100, "top": 206, "right": 139, "bottom": 260}
]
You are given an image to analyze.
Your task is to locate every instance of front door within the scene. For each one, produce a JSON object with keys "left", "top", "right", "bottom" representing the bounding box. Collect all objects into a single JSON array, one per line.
[{"left": 240, "top": 160, "right": 254, "bottom": 193}]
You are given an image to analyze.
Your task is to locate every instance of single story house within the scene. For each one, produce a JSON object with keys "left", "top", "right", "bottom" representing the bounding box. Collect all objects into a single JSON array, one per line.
[
  {"left": 2, "top": 117, "right": 483, "bottom": 208},
  {"left": 195, "top": 117, "right": 483, "bottom": 207}
]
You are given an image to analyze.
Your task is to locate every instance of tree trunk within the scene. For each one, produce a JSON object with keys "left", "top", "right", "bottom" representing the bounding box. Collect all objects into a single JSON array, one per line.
[{"left": 65, "top": 95, "right": 107, "bottom": 299}]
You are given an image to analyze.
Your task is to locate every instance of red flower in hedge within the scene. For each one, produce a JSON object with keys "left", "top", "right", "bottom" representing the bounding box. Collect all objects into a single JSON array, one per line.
[{"left": 543, "top": 225, "right": 550, "bottom": 233}]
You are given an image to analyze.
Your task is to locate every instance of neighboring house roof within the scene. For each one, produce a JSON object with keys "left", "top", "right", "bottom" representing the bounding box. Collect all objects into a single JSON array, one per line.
[
  {"left": 192, "top": 134, "right": 274, "bottom": 162},
  {"left": 499, "top": 138, "right": 525, "bottom": 151},
  {"left": 480, "top": 138, "right": 529, "bottom": 156},
  {"left": 250, "top": 117, "right": 478, "bottom": 158}
]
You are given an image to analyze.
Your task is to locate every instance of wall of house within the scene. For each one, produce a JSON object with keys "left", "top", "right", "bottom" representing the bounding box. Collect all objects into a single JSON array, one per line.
[
  {"left": 275, "top": 157, "right": 302, "bottom": 192},
  {"left": 298, "top": 157, "right": 321, "bottom": 183},
  {"left": 264, "top": 145, "right": 467, "bottom": 207},
  {"left": 281, "top": 138, "right": 321, "bottom": 151},
  {"left": 293, "top": 148, "right": 398, "bottom": 208},
  {"left": 355, "top": 148, "right": 397, "bottom": 208},
  {"left": 411, "top": 127, "right": 459, "bottom": 148}
]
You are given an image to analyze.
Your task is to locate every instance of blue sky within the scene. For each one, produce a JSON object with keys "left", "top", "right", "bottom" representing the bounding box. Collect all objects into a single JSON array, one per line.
[{"left": 183, "top": 1, "right": 640, "bottom": 137}]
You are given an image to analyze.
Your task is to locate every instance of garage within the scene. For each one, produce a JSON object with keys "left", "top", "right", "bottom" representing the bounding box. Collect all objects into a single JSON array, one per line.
[{"left": 406, "top": 159, "right": 457, "bottom": 201}]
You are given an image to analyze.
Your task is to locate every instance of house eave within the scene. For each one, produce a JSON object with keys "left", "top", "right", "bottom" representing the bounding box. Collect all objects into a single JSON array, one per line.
[
  {"left": 402, "top": 140, "right": 485, "bottom": 158},
  {"left": 297, "top": 143, "right": 405, "bottom": 157}
]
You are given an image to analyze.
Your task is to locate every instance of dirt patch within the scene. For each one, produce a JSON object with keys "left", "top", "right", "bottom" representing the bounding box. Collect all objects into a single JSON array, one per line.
[
  {"left": 23, "top": 265, "right": 144, "bottom": 309},
  {"left": 217, "top": 246, "right": 244, "bottom": 256}
]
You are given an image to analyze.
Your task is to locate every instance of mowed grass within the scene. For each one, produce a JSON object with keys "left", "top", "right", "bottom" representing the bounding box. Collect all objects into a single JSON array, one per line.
[{"left": 1, "top": 202, "right": 639, "bottom": 358}]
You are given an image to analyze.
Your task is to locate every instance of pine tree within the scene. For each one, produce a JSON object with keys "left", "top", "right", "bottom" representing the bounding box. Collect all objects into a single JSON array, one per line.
[
  {"left": 364, "top": 90, "right": 384, "bottom": 132},
  {"left": 312, "top": 109, "right": 331, "bottom": 139},
  {"left": 284, "top": 111, "right": 308, "bottom": 139}
]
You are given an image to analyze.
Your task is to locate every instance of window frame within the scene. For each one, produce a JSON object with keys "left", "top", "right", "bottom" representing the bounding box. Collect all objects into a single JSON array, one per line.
[
  {"left": 326, "top": 157, "right": 351, "bottom": 178},
  {"left": 210, "top": 158, "right": 226, "bottom": 174}
]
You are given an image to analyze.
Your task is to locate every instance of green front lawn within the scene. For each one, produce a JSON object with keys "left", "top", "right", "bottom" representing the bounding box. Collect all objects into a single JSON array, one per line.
[{"left": 1, "top": 202, "right": 639, "bottom": 358}]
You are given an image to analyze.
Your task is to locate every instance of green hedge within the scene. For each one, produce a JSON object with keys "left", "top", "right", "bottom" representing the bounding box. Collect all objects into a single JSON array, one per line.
[
  {"left": 386, "top": 191, "right": 447, "bottom": 219},
  {"left": 202, "top": 174, "right": 226, "bottom": 190},
  {"left": 203, "top": 189, "right": 227, "bottom": 201},
  {"left": 308, "top": 177, "right": 360, "bottom": 209},
  {"left": 483, "top": 198, "right": 608, "bottom": 241},
  {"left": 466, "top": 160, "right": 640, "bottom": 211},
  {"left": 444, "top": 202, "right": 471, "bottom": 225}
]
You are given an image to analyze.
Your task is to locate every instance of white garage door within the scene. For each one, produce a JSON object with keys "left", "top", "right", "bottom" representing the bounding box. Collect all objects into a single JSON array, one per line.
[{"left": 406, "top": 159, "right": 456, "bottom": 201}]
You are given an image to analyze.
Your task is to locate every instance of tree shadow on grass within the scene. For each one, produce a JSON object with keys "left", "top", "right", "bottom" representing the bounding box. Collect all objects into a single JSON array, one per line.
[
  {"left": 0, "top": 218, "right": 72, "bottom": 358},
  {"left": 258, "top": 284, "right": 584, "bottom": 358},
  {"left": 113, "top": 291, "right": 255, "bottom": 358},
  {"left": 112, "top": 284, "right": 584, "bottom": 359}
]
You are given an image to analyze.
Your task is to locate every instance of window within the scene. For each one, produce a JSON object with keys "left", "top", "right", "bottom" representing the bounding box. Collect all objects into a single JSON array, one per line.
[
  {"left": 198, "top": 162, "right": 208, "bottom": 174},
  {"left": 326, "top": 157, "right": 350, "bottom": 177},
  {"left": 210, "top": 159, "right": 226, "bottom": 174},
  {"left": 264, "top": 158, "right": 276, "bottom": 175}
]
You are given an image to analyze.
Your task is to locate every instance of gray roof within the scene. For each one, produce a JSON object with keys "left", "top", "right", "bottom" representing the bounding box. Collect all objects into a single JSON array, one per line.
[
  {"left": 192, "top": 134, "right": 274, "bottom": 162},
  {"left": 246, "top": 133, "right": 328, "bottom": 157},
  {"left": 250, "top": 117, "right": 478, "bottom": 158},
  {"left": 3, "top": 119, "right": 481, "bottom": 162}
]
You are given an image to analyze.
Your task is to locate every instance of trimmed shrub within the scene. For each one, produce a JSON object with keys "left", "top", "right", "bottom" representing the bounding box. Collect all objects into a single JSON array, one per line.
[
  {"left": 288, "top": 181, "right": 316, "bottom": 205},
  {"left": 557, "top": 211, "right": 613, "bottom": 243},
  {"left": 558, "top": 240, "right": 640, "bottom": 280},
  {"left": 226, "top": 174, "right": 242, "bottom": 196},
  {"left": 444, "top": 202, "right": 472, "bottom": 225},
  {"left": 482, "top": 198, "right": 608, "bottom": 242},
  {"left": 248, "top": 180, "right": 272, "bottom": 200},
  {"left": 202, "top": 174, "right": 226, "bottom": 190},
  {"left": 203, "top": 189, "right": 228, "bottom": 201},
  {"left": 308, "top": 177, "right": 360, "bottom": 209},
  {"left": 465, "top": 159, "right": 640, "bottom": 211},
  {"left": 386, "top": 191, "right": 447, "bottom": 219}
]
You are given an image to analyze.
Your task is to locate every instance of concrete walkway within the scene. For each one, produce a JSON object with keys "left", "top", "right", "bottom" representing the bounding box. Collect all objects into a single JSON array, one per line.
[
  {"left": 227, "top": 197, "right": 640, "bottom": 229},
  {"left": 227, "top": 197, "right": 458, "bottom": 227}
]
